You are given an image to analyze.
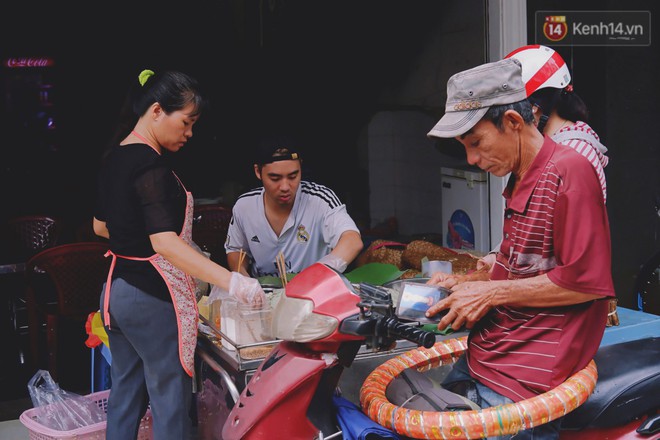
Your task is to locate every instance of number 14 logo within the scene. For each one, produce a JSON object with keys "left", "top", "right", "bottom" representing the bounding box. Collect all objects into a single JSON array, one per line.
[{"left": 543, "top": 16, "right": 568, "bottom": 42}]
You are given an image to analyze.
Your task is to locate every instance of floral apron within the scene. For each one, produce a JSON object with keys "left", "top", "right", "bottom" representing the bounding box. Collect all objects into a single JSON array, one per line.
[{"left": 102, "top": 173, "right": 199, "bottom": 377}]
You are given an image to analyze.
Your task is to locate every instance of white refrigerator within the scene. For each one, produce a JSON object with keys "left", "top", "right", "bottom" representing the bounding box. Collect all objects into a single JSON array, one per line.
[{"left": 441, "top": 167, "right": 490, "bottom": 253}]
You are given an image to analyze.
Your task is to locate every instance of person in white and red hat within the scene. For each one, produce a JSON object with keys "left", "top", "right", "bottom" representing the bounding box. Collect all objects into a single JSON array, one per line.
[
  {"left": 425, "top": 58, "right": 615, "bottom": 440},
  {"left": 506, "top": 44, "right": 608, "bottom": 202}
]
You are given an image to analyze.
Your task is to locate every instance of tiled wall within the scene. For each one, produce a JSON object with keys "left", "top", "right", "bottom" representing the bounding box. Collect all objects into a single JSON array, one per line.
[{"left": 366, "top": 110, "right": 468, "bottom": 238}]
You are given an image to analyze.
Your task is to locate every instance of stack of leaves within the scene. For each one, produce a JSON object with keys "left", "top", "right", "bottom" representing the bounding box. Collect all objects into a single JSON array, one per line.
[
  {"left": 355, "top": 239, "right": 480, "bottom": 278},
  {"left": 354, "top": 239, "right": 407, "bottom": 268},
  {"left": 402, "top": 240, "right": 479, "bottom": 275}
]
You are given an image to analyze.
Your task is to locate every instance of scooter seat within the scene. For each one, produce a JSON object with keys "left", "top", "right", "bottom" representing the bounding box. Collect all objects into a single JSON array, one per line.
[{"left": 561, "top": 337, "right": 660, "bottom": 430}]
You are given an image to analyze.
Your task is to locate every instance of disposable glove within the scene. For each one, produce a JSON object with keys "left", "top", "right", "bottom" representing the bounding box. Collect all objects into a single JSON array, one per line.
[
  {"left": 229, "top": 272, "right": 266, "bottom": 306},
  {"left": 208, "top": 284, "right": 230, "bottom": 302},
  {"left": 318, "top": 254, "right": 348, "bottom": 273}
]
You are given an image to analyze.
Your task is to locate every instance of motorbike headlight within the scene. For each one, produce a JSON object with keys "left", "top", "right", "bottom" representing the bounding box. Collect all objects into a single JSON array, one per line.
[{"left": 271, "top": 294, "right": 338, "bottom": 342}]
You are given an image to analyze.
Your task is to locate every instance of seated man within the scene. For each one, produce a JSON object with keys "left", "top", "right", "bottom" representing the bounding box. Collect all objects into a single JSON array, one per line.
[
  {"left": 225, "top": 136, "right": 363, "bottom": 279},
  {"left": 425, "top": 58, "right": 615, "bottom": 440}
]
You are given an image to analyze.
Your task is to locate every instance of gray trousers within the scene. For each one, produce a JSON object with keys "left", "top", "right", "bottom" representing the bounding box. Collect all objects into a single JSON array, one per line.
[{"left": 101, "top": 278, "right": 193, "bottom": 440}]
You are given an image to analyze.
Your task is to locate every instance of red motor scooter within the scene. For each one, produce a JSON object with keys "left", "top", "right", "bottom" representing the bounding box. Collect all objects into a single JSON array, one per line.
[
  {"left": 221, "top": 263, "right": 435, "bottom": 439},
  {"left": 221, "top": 262, "right": 660, "bottom": 439}
]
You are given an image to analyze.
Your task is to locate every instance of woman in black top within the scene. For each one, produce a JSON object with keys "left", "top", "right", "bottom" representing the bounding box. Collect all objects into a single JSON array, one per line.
[{"left": 94, "top": 69, "right": 264, "bottom": 440}]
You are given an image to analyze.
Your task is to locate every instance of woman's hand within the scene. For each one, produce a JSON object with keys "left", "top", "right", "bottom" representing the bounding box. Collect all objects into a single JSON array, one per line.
[{"left": 229, "top": 272, "right": 266, "bottom": 306}]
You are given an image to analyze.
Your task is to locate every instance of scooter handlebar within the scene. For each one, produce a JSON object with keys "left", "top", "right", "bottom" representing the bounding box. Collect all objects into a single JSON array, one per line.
[{"left": 383, "top": 317, "right": 436, "bottom": 349}]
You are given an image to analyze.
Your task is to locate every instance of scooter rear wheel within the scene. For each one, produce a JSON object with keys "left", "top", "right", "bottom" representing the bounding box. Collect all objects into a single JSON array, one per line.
[{"left": 360, "top": 336, "right": 597, "bottom": 439}]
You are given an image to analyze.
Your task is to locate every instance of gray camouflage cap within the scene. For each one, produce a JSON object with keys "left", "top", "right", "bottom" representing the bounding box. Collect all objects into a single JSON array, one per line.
[{"left": 427, "top": 58, "right": 527, "bottom": 138}]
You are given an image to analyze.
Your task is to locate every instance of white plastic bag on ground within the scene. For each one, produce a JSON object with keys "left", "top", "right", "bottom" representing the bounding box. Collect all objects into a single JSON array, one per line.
[{"left": 27, "top": 370, "right": 106, "bottom": 431}]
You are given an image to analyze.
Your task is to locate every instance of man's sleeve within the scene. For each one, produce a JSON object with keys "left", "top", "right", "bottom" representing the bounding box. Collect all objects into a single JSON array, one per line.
[
  {"left": 322, "top": 205, "right": 360, "bottom": 249},
  {"left": 548, "top": 181, "right": 615, "bottom": 297},
  {"left": 224, "top": 208, "right": 247, "bottom": 254}
]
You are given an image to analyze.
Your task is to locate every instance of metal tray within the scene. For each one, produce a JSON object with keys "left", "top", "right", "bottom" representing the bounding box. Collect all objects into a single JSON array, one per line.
[{"left": 198, "top": 315, "right": 279, "bottom": 372}]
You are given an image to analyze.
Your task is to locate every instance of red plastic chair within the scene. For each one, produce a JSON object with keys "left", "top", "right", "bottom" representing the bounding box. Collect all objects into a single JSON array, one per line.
[
  {"left": 25, "top": 242, "right": 111, "bottom": 382},
  {"left": 192, "top": 203, "right": 233, "bottom": 268}
]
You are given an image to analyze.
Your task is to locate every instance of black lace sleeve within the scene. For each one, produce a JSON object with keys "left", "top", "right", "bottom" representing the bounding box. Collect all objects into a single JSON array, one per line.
[{"left": 134, "top": 162, "right": 186, "bottom": 235}]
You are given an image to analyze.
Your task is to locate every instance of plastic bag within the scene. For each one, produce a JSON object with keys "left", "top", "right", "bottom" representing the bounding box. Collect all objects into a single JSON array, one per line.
[{"left": 27, "top": 370, "right": 106, "bottom": 431}]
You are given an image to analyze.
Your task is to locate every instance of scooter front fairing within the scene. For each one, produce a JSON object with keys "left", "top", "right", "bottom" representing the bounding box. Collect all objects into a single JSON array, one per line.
[
  {"left": 222, "top": 340, "right": 340, "bottom": 439},
  {"left": 223, "top": 263, "right": 366, "bottom": 439}
]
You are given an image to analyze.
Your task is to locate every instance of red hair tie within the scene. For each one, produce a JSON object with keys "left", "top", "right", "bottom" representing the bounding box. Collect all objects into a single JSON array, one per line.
[{"left": 564, "top": 84, "right": 574, "bottom": 93}]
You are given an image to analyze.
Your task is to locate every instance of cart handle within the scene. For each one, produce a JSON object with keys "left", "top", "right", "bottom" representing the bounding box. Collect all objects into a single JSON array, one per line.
[{"left": 198, "top": 349, "right": 240, "bottom": 404}]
